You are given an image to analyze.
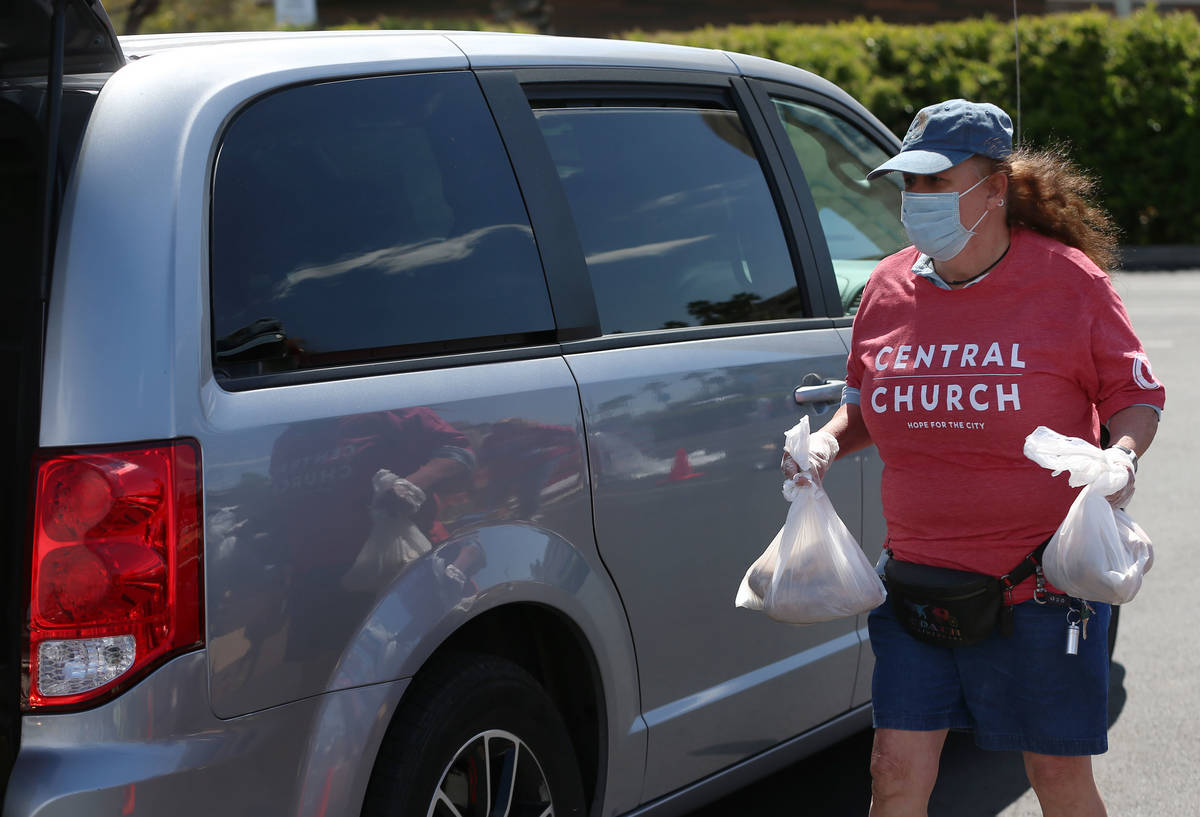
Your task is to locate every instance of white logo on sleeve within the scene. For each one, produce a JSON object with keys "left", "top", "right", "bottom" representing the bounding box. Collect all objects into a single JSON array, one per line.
[{"left": 1132, "top": 352, "right": 1161, "bottom": 390}]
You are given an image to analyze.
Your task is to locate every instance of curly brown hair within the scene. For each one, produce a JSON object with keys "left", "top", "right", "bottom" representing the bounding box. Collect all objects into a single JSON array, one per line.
[{"left": 981, "top": 146, "right": 1120, "bottom": 273}]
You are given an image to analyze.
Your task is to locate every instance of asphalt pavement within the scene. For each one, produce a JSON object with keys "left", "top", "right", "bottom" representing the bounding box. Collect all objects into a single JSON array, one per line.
[{"left": 685, "top": 270, "right": 1200, "bottom": 817}]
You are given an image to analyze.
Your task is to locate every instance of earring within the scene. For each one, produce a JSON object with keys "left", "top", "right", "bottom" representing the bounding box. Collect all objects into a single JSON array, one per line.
[{"left": 997, "top": 198, "right": 1006, "bottom": 206}]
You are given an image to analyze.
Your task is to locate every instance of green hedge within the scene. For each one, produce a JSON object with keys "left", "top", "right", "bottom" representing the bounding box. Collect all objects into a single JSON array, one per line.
[
  {"left": 328, "top": 16, "right": 533, "bottom": 33},
  {"left": 114, "top": 0, "right": 533, "bottom": 35},
  {"left": 624, "top": 8, "right": 1200, "bottom": 245}
]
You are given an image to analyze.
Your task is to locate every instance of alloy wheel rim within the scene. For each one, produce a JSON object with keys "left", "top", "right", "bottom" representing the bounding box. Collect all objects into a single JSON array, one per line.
[{"left": 427, "top": 729, "right": 555, "bottom": 817}]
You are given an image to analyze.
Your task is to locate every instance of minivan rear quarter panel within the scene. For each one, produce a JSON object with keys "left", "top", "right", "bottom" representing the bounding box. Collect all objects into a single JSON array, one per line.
[{"left": 39, "top": 37, "right": 471, "bottom": 446}]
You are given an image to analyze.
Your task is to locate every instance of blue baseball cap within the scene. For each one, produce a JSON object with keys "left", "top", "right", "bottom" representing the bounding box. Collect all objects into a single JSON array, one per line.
[{"left": 867, "top": 99, "right": 1014, "bottom": 180}]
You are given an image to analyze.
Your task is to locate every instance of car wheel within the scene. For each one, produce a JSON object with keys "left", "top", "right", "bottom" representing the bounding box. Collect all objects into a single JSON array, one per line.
[{"left": 363, "top": 652, "right": 586, "bottom": 817}]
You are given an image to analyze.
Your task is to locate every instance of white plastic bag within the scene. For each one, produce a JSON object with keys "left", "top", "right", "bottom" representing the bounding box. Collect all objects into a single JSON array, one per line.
[
  {"left": 736, "top": 417, "right": 886, "bottom": 623},
  {"left": 1023, "top": 426, "right": 1153, "bottom": 604}
]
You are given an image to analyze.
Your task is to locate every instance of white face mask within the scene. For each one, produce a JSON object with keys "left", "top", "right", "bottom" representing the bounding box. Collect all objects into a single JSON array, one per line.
[{"left": 900, "top": 175, "right": 990, "bottom": 261}]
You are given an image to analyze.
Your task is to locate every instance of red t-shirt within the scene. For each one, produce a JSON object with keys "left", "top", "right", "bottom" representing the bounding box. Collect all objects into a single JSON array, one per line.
[{"left": 847, "top": 228, "right": 1165, "bottom": 601}]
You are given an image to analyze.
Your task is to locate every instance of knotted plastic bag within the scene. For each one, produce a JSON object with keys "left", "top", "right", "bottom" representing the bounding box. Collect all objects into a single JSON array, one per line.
[
  {"left": 1023, "top": 426, "right": 1153, "bottom": 604},
  {"left": 735, "top": 417, "right": 886, "bottom": 623}
]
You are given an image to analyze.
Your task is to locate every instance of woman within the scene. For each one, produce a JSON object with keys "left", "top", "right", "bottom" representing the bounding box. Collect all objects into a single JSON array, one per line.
[{"left": 785, "top": 99, "right": 1164, "bottom": 816}]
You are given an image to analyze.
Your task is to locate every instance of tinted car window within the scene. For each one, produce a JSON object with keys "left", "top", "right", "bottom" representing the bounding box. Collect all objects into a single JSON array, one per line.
[
  {"left": 211, "top": 72, "right": 553, "bottom": 378},
  {"left": 534, "top": 106, "right": 802, "bottom": 334},
  {"left": 770, "top": 99, "right": 907, "bottom": 314}
]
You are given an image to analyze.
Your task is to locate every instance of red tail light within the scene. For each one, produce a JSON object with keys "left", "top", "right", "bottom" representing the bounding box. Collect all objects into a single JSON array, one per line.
[{"left": 26, "top": 440, "right": 203, "bottom": 710}]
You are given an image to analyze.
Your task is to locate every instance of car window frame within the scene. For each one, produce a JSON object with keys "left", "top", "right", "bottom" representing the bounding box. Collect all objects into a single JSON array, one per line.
[
  {"left": 480, "top": 67, "right": 845, "bottom": 355},
  {"left": 743, "top": 79, "right": 904, "bottom": 325}
]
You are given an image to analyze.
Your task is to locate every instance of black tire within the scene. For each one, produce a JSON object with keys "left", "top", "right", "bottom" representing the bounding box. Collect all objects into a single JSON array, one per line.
[{"left": 363, "top": 652, "right": 586, "bottom": 817}]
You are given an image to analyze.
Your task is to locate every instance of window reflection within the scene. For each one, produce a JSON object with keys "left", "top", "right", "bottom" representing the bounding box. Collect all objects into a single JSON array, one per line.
[
  {"left": 211, "top": 72, "right": 553, "bottom": 378},
  {"left": 770, "top": 99, "right": 908, "bottom": 314},
  {"left": 535, "top": 106, "right": 803, "bottom": 333}
]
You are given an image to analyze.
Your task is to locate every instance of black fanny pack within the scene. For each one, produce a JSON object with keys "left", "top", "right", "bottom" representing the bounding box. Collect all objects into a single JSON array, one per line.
[{"left": 883, "top": 540, "right": 1049, "bottom": 648}]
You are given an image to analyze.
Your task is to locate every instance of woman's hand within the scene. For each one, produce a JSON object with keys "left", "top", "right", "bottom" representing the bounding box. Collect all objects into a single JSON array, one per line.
[
  {"left": 1104, "top": 447, "right": 1136, "bottom": 509},
  {"left": 778, "top": 404, "right": 871, "bottom": 487},
  {"left": 1103, "top": 405, "right": 1158, "bottom": 509},
  {"left": 780, "top": 430, "right": 840, "bottom": 486}
]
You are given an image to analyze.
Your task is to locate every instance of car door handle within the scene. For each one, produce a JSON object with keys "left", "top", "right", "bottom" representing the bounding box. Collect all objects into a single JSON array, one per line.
[{"left": 794, "top": 380, "right": 846, "bottom": 404}]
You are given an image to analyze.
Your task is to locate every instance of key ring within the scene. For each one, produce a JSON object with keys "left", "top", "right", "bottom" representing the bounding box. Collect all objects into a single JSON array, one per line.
[{"left": 1066, "top": 608, "right": 1081, "bottom": 626}]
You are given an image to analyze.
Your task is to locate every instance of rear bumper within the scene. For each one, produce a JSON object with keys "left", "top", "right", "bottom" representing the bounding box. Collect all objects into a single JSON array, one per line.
[{"left": 4, "top": 651, "right": 406, "bottom": 817}]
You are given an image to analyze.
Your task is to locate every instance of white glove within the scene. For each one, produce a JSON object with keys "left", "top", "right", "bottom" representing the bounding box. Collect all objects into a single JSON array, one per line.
[
  {"left": 1104, "top": 446, "right": 1137, "bottom": 509},
  {"left": 806, "top": 430, "right": 840, "bottom": 483},
  {"left": 780, "top": 429, "right": 840, "bottom": 486}
]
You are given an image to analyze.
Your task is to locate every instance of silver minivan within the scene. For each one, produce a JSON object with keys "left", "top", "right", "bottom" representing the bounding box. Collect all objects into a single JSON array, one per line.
[{"left": 1, "top": 2, "right": 912, "bottom": 814}]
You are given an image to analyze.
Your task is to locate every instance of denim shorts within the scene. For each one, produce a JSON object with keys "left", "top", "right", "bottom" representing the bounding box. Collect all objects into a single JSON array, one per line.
[{"left": 868, "top": 597, "right": 1111, "bottom": 756}]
